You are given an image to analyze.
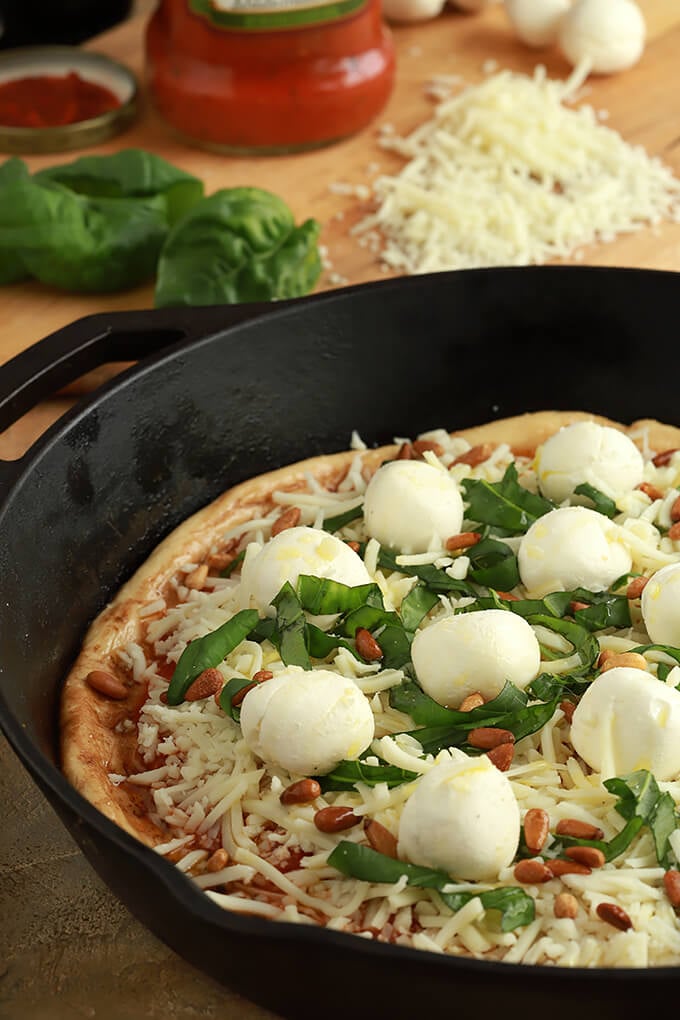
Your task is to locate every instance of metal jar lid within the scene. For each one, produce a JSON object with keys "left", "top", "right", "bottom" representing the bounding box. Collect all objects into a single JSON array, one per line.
[{"left": 0, "top": 45, "right": 138, "bottom": 155}]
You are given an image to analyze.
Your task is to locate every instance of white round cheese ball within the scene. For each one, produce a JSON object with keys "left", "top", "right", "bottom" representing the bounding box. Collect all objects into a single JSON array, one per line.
[
  {"left": 411, "top": 609, "right": 541, "bottom": 707},
  {"left": 505, "top": 0, "right": 571, "bottom": 47},
  {"left": 398, "top": 753, "right": 520, "bottom": 880},
  {"left": 518, "top": 506, "right": 632, "bottom": 598},
  {"left": 571, "top": 666, "right": 680, "bottom": 780},
  {"left": 641, "top": 562, "right": 680, "bottom": 646},
  {"left": 535, "top": 421, "right": 644, "bottom": 503},
  {"left": 240, "top": 666, "right": 375, "bottom": 776},
  {"left": 363, "top": 460, "right": 464, "bottom": 554},
  {"left": 558, "top": 0, "right": 645, "bottom": 74},
  {"left": 240, "top": 526, "right": 371, "bottom": 619}
]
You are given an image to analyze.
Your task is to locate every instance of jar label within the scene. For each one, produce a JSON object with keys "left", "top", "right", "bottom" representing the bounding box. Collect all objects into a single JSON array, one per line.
[{"left": 190, "top": 0, "right": 368, "bottom": 29}]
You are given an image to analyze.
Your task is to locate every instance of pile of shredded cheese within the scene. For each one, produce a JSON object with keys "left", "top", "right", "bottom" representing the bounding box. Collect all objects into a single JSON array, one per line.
[
  {"left": 105, "top": 423, "right": 680, "bottom": 969},
  {"left": 350, "top": 64, "right": 680, "bottom": 272}
]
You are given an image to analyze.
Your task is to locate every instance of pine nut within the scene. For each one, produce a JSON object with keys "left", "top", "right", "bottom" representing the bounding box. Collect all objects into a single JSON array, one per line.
[
  {"left": 513, "top": 859, "right": 552, "bottom": 884},
  {"left": 637, "top": 481, "right": 664, "bottom": 501},
  {"left": 206, "top": 848, "right": 229, "bottom": 872},
  {"left": 231, "top": 681, "right": 257, "bottom": 708},
  {"left": 496, "top": 590, "right": 519, "bottom": 601},
  {"left": 185, "top": 563, "right": 209, "bottom": 589},
  {"left": 486, "top": 742, "right": 514, "bottom": 771},
  {"left": 446, "top": 531, "right": 481, "bottom": 551},
  {"left": 626, "top": 576, "right": 649, "bottom": 599},
  {"left": 453, "top": 443, "right": 494, "bottom": 467},
  {"left": 597, "top": 648, "right": 615, "bottom": 669},
  {"left": 663, "top": 869, "right": 680, "bottom": 908},
  {"left": 459, "top": 692, "right": 485, "bottom": 712},
  {"left": 346, "top": 541, "right": 361, "bottom": 552},
  {"left": 185, "top": 667, "right": 223, "bottom": 701},
  {"left": 559, "top": 700, "right": 575, "bottom": 723},
  {"left": 365, "top": 819, "right": 398, "bottom": 858},
  {"left": 355, "top": 627, "right": 383, "bottom": 662},
  {"left": 413, "top": 439, "right": 444, "bottom": 457},
  {"left": 669, "top": 522, "right": 680, "bottom": 541},
  {"left": 546, "top": 859, "right": 591, "bottom": 877},
  {"left": 252, "top": 669, "right": 274, "bottom": 683},
  {"left": 596, "top": 902, "right": 632, "bottom": 931},
  {"left": 396, "top": 442, "right": 415, "bottom": 460},
  {"left": 554, "top": 892, "right": 579, "bottom": 919},
  {"left": 600, "top": 651, "right": 647, "bottom": 672},
  {"left": 570, "top": 600, "right": 590, "bottom": 613},
  {"left": 280, "top": 778, "right": 321, "bottom": 806},
  {"left": 565, "top": 846, "right": 605, "bottom": 868},
  {"left": 555, "top": 819, "right": 604, "bottom": 841},
  {"left": 271, "top": 506, "right": 301, "bottom": 536},
  {"left": 314, "top": 806, "right": 361, "bottom": 833},
  {"left": 468, "top": 727, "right": 515, "bottom": 749},
  {"left": 85, "top": 669, "right": 128, "bottom": 700},
  {"left": 523, "top": 808, "right": 550, "bottom": 854},
  {"left": 652, "top": 448, "right": 679, "bottom": 467}
]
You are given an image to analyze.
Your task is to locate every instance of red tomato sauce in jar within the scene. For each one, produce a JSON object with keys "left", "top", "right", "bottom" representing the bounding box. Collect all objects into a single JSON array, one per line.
[{"left": 145, "top": 0, "right": 395, "bottom": 154}]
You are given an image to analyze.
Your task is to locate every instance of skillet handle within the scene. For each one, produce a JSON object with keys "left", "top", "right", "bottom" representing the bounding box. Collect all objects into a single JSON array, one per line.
[{"left": 0, "top": 300, "right": 290, "bottom": 486}]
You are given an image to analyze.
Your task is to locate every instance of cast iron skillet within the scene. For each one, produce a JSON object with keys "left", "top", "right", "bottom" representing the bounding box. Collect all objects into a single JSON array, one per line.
[{"left": 1, "top": 266, "right": 679, "bottom": 1020}]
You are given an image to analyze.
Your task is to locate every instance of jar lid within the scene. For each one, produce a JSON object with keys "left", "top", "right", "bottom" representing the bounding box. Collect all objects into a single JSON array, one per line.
[{"left": 0, "top": 46, "right": 138, "bottom": 154}]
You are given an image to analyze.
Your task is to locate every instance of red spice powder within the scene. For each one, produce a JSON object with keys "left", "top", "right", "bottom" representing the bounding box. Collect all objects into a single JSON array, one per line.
[{"left": 0, "top": 71, "right": 121, "bottom": 128}]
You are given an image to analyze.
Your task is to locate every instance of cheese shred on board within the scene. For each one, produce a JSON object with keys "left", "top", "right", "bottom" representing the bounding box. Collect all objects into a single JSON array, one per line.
[
  {"left": 93, "top": 415, "right": 680, "bottom": 970},
  {"left": 352, "top": 64, "right": 680, "bottom": 271}
]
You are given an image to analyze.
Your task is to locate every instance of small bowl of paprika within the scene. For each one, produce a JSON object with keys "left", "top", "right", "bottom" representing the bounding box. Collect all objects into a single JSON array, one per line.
[{"left": 0, "top": 46, "right": 138, "bottom": 154}]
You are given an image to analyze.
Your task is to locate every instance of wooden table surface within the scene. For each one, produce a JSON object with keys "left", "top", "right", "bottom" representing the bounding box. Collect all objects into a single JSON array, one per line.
[{"left": 0, "top": 0, "right": 679, "bottom": 462}]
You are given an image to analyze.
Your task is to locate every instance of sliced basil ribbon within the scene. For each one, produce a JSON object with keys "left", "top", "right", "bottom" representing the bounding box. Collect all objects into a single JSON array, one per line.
[
  {"left": 327, "top": 842, "right": 535, "bottom": 932},
  {"left": 461, "top": 462, "right": 554, "bottom": 535},
  {"left": 166, "top": 609, "right": 259, "bottom": 705}
]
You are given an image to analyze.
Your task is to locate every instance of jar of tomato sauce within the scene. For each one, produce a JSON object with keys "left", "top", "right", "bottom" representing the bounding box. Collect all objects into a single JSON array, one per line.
[{"left": 145, "top": 0, "right": 396, "bottom": 154}]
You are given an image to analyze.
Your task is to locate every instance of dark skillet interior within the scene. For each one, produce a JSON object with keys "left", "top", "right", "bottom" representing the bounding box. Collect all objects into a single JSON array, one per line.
[{"left": 1, "top": 266, "right": 679, "bottom": 1019}]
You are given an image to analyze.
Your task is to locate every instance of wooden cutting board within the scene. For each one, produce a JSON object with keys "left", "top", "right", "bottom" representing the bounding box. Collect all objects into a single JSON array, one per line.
[{"left": 0, "top": 1, "right": 679, "bottom": 457}]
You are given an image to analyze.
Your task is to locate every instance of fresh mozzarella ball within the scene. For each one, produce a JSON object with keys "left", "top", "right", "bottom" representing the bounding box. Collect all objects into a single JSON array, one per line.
[
  {"left": 571, "top": 666, "right": 680, "bottom": 780},
  {"left": 240, "top": 666, "right": 375, "bottom": 776},
  {"left": 641, "top": 563, "right": 680, "bottom": 646},
  {"left": 558, "top": 0, "right": 646, "bottom": 74},
  {"left": 505, "top": 0, "right": 571, "bottom": 47},
  {"left": 240, "top": 526, "right": 371, "bottom": 620},
  {"left": 398, "top": 753, "right": 520, "bottom": 880},
  {"left": 535, "top": 421, "right": 644, "bottom": 503},
  {"left": 382, "top": 0, "right": 445, "bottom": 21},
  {"left": 363, "top": 460, "right": 464, "bottom": 554},
  {"left": 518, "top": 506, "right": 632, "bottom": 598},
  {"left": 411, "top": 609, "right": 541, "bottom": 707}
]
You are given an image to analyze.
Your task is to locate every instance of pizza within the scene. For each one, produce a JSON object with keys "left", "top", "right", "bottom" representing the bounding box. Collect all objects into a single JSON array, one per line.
[{"left": 60, "top": 409, "right": 680, "bottom": 968}]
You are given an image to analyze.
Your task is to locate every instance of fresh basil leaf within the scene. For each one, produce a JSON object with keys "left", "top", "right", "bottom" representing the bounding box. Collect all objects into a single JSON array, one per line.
[
  {"left": 322, "top": 504, "right": 364, "bottom": 533},
  {"left": 465, "top": 588, "right": 629, "bottom": 633},
  {"left": 154, "top": 187, "right": 322, "bottom": 307},
  {"left": 629, "top": 643, "right": 680, "bottom": 671},
  {"left": 167, "top": 609, "right": 259, "bottom": 705},
  {"left": 526, "top": 614, "right": 599, "bottom": 676},
  {"left": 306, "top": 624, "right": 359, "bottom": 660},
  {"left": 467, "top": 537, "right": 520, "bottom": 590},
  {"left": 573, "top": 483, "right": 618, "bottom": 518},
  {"left": 0, "top": 176, "right": 169, "bottom": 292},
  {"left": 0, "top": 158, "right": 31, "bottom": 283},
  {"left": 327, "top": 842, "right": 534, "bottom": 932},
  {"left": 297, "top": 575, "right": 383, "bottom": 617},
  {"left": 462, "top": 463, "right": 554, "bottom": 535},
  {"left": 399, "top": 584, "right": 440, "bottom": 632},
  {"left": 271, "top": 582, "right": 311, "bottom": 669},
  {"left": 218, "top": 676, "right": 255, "bottom": 721},
  {"left": 604, "top": 770, "right": 679, "bottom": 868},
  {"left": 545, "top": 816, "right": 644, "bottom": 865},
  {"left": 319, "top": 760, "right": 418, "bottom": 791},
  {"left": 35, "top": 148, "right": 204, "bottom": 224}
]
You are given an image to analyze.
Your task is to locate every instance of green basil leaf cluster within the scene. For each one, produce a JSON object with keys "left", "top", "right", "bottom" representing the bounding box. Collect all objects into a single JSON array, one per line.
[
  {"left": 154, "top": 187, "right": 322, "bottom": 307},
  {"left": 1, "top": 153, "right": 322, "bottom": 303},
  {"left": 0, "top": 150, "right": 204, "bottom": 292}
]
